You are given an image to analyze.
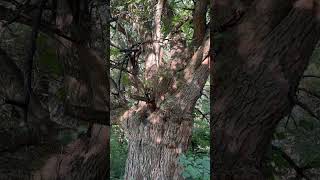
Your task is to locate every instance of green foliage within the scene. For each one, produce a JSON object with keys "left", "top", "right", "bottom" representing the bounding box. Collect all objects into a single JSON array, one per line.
[
  {"left": 111, "top": 47, "right": 121, "bottom": 58},
  {"left": 179, "top": 83, "right": 210, "bottom": 179},
  {"left": 179, "top": 153, "right": 210, "bottom": 180},
  {"left": 121, "top": 74, "right": 130, "bottom": 86},
  {"left": 111, "top": 125, "right": 128, "bottom": 180}
]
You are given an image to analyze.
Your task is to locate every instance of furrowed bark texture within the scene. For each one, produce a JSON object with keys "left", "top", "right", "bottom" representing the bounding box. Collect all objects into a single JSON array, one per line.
[
  {"left": 211, "top": 0, "right": 320, "bottom": 179},
  {"left": 123, "top": 54, "right": 209, "bottom": 179},
  {"left": 0, "top": 0, "right": 110, "bottom": 179},
  {"left": 123, "top": 71, "right": 208, "bottom": 179},
  {"left": 36, "top": 1, "right": 110, "bottom": 179},
  {"left": 123, "top": 105, "right": 192, "bottom": 180},
  {"left": 121, "top": 0, "right": 210, "bottom": 177}
]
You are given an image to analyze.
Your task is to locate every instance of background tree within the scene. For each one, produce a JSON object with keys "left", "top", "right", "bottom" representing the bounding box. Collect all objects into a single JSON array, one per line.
[
  {"left": 211, "top": 0, "right": 320, "bottom": 179},
  {"left": 0, "top": 0, "right": 110, "bottom": 179}
]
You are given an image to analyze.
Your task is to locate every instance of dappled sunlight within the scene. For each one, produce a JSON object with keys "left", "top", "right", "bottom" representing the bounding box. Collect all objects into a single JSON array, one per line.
[
  {"left": 109, "top": 0, "right": 210, "bottom": 178},
  {"left": 172, "top": 80, "right": 178, "bottom": 90},
  {"left": 149, "top": 113, "right": 161, "bottom": 124},
  {"left": 156, "top": 137, "right": 162, "bottom": 144},
  {"left": 202, "top": 57, "right": 210, "bottom": 66},
  {"left": 175, "top": 147, "right": 182, "bottom": 154}
]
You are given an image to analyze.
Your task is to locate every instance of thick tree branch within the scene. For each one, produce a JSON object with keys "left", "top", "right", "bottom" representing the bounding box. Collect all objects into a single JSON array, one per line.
[
  {"left": 144, "top": 0, "right": 165, "bottom": 80},
  {"left": 193, "top": 0, "right": 209, "bottom": 46},
  {"left": 185, "top": 35, "right": 210, "bottom": 75}
]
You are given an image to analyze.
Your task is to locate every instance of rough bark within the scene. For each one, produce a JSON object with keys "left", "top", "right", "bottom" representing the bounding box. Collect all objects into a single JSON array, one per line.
[
  {"left": 33, "top": 124, "right": 109, "bottom": 180},
  {"left": 0, "top": 0, "right": 110, "bottom": 179},
  {"left": 122, "top": 104, "right": 192, "bottom": 180},
  {"left": 35, "top": 1, "right": 110, "bottom": 179},
  {"left": 123, "top": 37, "right": 210, "bottom": 179},
  {"left": 119, "top": 0, "right": 210, "bottom": 178},
  {"left": 0, "top": 46, "right": 61, "bottom": 180},
  {"left": 211, "top": 0, "right": 320, "bottom": 179},
  {"left": 144, "top": 0, "right": 165, "bottom": 81}
]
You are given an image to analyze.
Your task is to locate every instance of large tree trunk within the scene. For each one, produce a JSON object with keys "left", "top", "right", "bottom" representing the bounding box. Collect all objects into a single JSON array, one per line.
[
  {"left": 211, "top": 0, "right": 320, "bottom": 179},
  {"left": 123, "top": 104, "right": 192, "bottom": 180},
  {"left": 122, "top": 57, "right": 210, "bottom": 179},
  {"left": 116, "top": 0, "right": 210, "bottom": 178},
  {"left": 121, "top": 33, "right": 209, "bottom": 179}
]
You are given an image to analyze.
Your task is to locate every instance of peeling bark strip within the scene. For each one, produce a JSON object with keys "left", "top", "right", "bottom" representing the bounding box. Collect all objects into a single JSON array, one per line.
[{"left": 211, "top": 0, "right": 320, "bottom": 179}]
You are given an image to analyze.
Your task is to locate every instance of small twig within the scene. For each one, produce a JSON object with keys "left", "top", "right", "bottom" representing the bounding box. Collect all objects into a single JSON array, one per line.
[
  {"left": 303, "top": 75, "right": 320, "bottom": 79},
  {"left": 195, "top": 107, "right": 209, "bottom": 121},
  {"left": 285, "top": 109, "right": 298, "bottom": 129},
  {"left": 110, "top": 63, "right": 132, "bottom": 74}
]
